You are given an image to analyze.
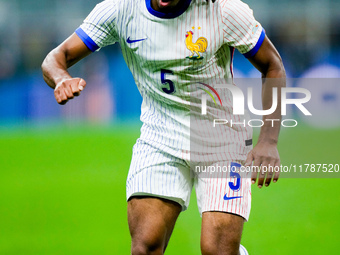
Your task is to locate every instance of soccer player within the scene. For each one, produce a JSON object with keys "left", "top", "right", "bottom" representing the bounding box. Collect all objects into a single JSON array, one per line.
[{"left": 42, "top": 0, "right": 285, "bottom": 254}]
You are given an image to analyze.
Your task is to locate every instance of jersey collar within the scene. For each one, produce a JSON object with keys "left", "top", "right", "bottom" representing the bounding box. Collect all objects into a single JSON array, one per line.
[{"left": 145, "top": 0, "right": 192, "bottom": 19}]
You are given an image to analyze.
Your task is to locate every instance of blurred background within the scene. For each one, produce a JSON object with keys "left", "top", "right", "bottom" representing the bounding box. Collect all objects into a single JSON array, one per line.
[
  {"left": 0, "top": 0, "right": 340, "bottom": 125},
  {"left": 0, "top": 0, "right": 339, "bottom": 254}
]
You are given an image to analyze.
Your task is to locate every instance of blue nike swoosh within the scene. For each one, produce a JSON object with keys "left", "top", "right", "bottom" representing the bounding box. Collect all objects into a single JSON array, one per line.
[
  {"left": 127, "top": 37, "right": 147, "bottom": 44},
  {"left": 223, "top": 194, "right": 243, "bottom": 201}
]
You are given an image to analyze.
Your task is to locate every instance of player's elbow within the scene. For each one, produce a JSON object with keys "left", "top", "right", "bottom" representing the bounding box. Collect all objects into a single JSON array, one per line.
[
  {"left": 41, "top": 52, "right": 50, "bottom": 75},
  {"left": 41, "top": 50, "right": 55, "bottom": 83},
  {"left": 41, "top": 47, "right": 66, "bottom": 89},
  {"left": 41, "top": 51, "right": 51, "bottom": 79},
  {"left": 41, "top": 48, "right": 57, "bottom": 74}
]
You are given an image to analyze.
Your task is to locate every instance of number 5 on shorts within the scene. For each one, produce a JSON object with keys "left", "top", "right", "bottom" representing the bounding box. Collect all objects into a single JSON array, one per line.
[{"left": 229, "top": 162, "right": 241, "bottom": 191}]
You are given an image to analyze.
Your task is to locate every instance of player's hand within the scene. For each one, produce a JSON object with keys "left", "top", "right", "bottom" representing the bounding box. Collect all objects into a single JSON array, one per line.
[
  {"left": 245, "top": 141, "right": 280, "bottom": 188},
  {"left": 54, "top": 78, "right": 86, "bottom": 105}
]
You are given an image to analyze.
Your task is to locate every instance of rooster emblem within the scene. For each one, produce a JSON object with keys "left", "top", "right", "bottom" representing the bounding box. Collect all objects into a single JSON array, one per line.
[{"left": 185, "top": 31, "right": 208, "bottom": 60}]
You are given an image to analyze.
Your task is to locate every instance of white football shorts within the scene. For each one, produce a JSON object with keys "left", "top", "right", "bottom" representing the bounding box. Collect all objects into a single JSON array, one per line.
[{"left": 126, "top": 139, "right": 252, "bottom": 221}]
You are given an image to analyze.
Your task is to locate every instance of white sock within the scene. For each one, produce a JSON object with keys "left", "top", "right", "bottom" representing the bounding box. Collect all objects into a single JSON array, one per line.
[{"left": 239, "top": 244, "right": 249, "bottom": 255}]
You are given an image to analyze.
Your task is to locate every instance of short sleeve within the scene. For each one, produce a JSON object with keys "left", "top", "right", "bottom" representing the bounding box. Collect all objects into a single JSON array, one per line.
[
  {"left": 75, "top": 0, "right": 119, "bottom": 52},
  {"left": 220, "top": 0, "right": 265, "bottom": 58}
]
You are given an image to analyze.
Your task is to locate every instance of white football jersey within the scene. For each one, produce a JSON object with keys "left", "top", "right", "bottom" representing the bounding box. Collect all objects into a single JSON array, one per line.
[{"left": 76, "top": 0, "right": 265, "bottom": 161}]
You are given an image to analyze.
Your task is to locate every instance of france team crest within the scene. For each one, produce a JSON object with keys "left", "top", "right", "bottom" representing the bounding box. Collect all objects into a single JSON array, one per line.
[{"left": 185, "top": 27, "right": 208, "bottom": 60}]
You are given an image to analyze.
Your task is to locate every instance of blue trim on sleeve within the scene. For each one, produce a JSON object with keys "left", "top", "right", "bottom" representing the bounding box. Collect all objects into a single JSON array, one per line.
[
  {"left": 145, "top": 0, "right": 192, "bottom": 19},
  {"left": 243, "top": 28, "right": 266, "bottom": 59},
  {"left": 75, "top": 27, "right": 100, "bottom": 52}
]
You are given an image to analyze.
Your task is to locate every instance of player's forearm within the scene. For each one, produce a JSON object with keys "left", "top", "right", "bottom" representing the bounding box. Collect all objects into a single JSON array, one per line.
[
  {"left": 42, "top": 34, "right": 92, "bottom": 89},
  {"left": 258, "top": 66, "right": 286, "bottom": 145},
  {"left": 42, "top": 48, "right": 73, "bottom": 89}
]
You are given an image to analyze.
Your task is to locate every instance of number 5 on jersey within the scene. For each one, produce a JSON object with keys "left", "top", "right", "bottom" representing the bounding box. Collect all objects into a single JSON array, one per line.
[{"left": 161, "top": 69, "right": 175, "bottom": 94}]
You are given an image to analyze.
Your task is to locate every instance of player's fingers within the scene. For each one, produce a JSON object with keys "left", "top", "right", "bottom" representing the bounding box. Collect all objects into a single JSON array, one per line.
[
  {"left": 245, "top": 151, "right": 256, "bottom": 184},
  {"left": 54, "top": 89, "right": 61, "bottom": 103},
  {"left": 78, "top": 78, "right": 86, "bottom": 91},
  {"left": 264, "top": 161, "right": 275, "bottom": 187},
  {"left": 62, "top": 83, "right": 74, "bottom": 99},
  {"left": 251, "top": 157, "right": 261, "bottom": 185},
  {"left": 69, "top": 80, "right": 80, "bottom": 97},
  {"left": 73, "top": 78, "right": 86, "bottom": 96},
  {"left": 58, "top": 89, "right": 68, "bottom": 105},
  {"left": 245, "top": 151, "right": 253, "bottom": 167},
  {"left": 54, "top": 88, "right": 66, "bottom": 104},
  {"left": 257, "top": 160, "right": 270, "bottom": 188},
  {"left": 273, "top": 160, "right": 281, "bottom": 183}
]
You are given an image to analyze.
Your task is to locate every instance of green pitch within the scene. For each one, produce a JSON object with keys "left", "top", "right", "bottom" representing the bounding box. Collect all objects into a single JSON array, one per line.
[{"left": 0, "top": 124, "right": 339, "bottom": 254}]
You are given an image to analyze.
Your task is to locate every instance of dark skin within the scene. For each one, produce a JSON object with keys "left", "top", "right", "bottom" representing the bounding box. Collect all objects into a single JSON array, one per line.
[
  {"left": 247, "top": 38, "right": 285, "bottom": 188},
  {"left": 42, "top": 1, "right": 285, "bottom": 254},
  {"left": 151, "top": 0, "right": 216, "bottom": 13}
]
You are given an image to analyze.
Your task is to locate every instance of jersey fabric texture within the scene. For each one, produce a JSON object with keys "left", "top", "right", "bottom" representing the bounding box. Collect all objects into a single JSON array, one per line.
[{"left": 76, "top": 0, "right": 264, "bottom": 220}]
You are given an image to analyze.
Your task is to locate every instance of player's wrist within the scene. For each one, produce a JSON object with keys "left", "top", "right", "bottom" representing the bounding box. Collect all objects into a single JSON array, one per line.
[
  {"left": 257, "top": 137, "right": 278, "bottom": 146},
  {"left": 55, "top": 76, "right": 74, "bottom": 87}
]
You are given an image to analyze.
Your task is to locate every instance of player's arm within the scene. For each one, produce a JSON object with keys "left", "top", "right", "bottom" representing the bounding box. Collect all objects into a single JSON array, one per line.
[
  {"left": 41, "top": 33, "right": 92, "bottom": 105},
  {"left": 245, "top": 36, "right": 286, "bottom": 188}
]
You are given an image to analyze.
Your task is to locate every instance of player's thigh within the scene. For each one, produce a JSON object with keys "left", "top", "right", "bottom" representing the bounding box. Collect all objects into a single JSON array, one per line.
[
  {"left": 127, "top": 139, "right": 193, "bottom": 211},
  {"left": 195, "top": 161, "right": 249, "bottom": 254},
  {"left": 128, "top": 196, "right": 181, "bottom": 249},
  {"left": 201, "top": 212, "right": 245, "bottom": 254}
]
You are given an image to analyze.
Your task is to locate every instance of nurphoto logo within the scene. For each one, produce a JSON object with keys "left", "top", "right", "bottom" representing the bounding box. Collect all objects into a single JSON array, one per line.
[{"left": 199, "top": 82, "right": 312, "bottom": 128}]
